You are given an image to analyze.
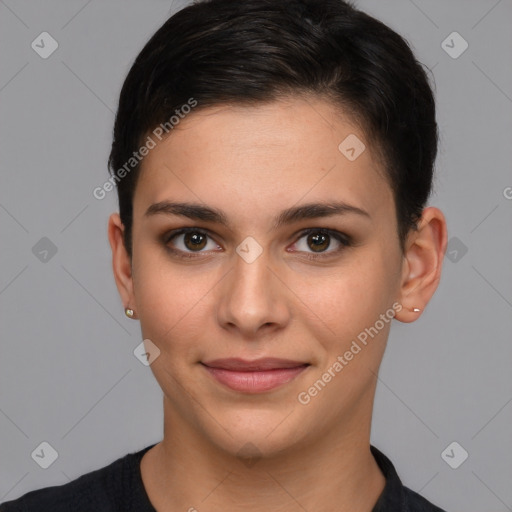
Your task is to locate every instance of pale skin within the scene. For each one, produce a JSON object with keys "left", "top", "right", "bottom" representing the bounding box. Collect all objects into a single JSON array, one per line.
[{"left": 108, "top": 96, "right": 448, "bottom": 511}]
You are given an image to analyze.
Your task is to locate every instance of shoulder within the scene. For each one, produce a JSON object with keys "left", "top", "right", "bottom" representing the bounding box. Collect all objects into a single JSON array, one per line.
[
  {"left": 404, "top": 486, "right": 447, "bottom": 512},
  {"left": 402, "top": 485, "right": 449, "bottom": 512},
  {"left": 0, "top": 464, "right": 115, "bottom": 512},
  {"left": 0, "top": 456, "right": 124, "bottom": 512},
  {"left": 0, "top": 445, "right": 155, "bottom": 512},
  {"left": 370, "top": 445, "right": 449, "bottom": 512}
]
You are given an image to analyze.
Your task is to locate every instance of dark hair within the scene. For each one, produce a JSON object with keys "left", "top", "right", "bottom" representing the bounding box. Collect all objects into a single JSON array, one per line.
[{"left": 108, "top": 0, "right": 438, "bottom": 257}]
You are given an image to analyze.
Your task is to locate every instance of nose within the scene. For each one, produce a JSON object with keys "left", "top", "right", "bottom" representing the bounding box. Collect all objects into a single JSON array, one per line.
[{"left": 216, "top": 245, "right": 291, "bottom": 339}]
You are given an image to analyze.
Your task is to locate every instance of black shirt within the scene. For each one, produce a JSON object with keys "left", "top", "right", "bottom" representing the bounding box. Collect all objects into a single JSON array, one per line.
[{"left": 1, "top": 444, "right": 448, "bottom": 511}]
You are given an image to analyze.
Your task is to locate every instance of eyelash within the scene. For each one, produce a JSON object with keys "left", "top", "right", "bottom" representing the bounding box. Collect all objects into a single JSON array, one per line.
[{"left": 163, "top": 227, "right": 352, "bottom": 261}]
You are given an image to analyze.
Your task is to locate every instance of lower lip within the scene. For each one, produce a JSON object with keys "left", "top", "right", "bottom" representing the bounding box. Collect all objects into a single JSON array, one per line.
[{"left": 202, "top": 364, "right": 309, "bottom": 393}]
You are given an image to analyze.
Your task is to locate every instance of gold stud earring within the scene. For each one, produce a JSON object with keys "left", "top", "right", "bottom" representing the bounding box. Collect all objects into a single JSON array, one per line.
[{"left": 125, "top": 308, "right": 135, "bottom": 318}]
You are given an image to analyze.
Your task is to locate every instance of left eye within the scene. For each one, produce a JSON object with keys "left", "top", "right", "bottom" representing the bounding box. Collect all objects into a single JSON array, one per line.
[{"left": 291, "top": 229, "right": 350, "bottom": 255}]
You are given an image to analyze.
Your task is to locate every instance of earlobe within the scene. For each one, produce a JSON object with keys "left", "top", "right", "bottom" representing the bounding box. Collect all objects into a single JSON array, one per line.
[
  {"left": 394, "top": 207, "right": 448, "bottom": 323},
  {"left": 107, "top": 213, "right": 136, "bottom": 317}
]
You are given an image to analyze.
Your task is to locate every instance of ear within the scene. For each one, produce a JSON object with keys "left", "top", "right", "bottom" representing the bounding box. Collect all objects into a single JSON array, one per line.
[
  {"left": 394, "top": 206, "right": 448, "bottom": 323},
  {"left": 107, "top": 213, "right": 136, "bottom": 318}
]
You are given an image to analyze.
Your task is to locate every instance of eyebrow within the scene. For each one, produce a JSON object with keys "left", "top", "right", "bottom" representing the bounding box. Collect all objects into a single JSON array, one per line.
[{"left": 144, "top": 200, "right": 371, "bottom": 230}]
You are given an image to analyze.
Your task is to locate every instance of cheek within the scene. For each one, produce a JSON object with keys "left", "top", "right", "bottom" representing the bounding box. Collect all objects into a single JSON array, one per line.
[
  {"left": 295, "top": 268, "right": 394, "bottom": 404},
  {"left": 132, "top": 248, "right": 220, "bottom": 354},
  {"left": 296, "top": 254, "right": 399, "bottom": 386},
  {"left": 297, "top": 256, "right": 391, "bottom": 334}
]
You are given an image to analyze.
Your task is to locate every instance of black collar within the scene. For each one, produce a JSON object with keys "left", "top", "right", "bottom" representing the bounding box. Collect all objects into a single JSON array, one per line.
[{"left": 370, "top": 444, "right": 407, "bottom": 511}]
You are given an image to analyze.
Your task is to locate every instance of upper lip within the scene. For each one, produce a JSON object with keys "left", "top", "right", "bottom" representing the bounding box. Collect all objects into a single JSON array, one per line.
[{"left": 201, "top": 358, "right": 310, "bottom": 371}]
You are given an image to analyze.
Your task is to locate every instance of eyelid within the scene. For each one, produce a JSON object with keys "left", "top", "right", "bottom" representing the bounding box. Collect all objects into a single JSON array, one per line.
[
  {"left": 294, "top": 227, "right": 351, "bottom": 245},
  {"left": 163, "top": 226, "right": 216, "bottom": 244}
]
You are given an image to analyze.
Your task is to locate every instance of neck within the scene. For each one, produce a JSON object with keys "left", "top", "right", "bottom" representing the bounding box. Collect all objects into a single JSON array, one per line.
[{"left": 141, "top": 390, "right": 386, "bottom": 511}]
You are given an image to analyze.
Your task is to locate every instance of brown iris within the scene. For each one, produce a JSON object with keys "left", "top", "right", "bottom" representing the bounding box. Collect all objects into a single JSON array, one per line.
[
  {"left": 308, "top": 232, "right": 330, "bottom": 252},
  {"left": 184, "top": 232, "right": 208, "bottom": 251}
]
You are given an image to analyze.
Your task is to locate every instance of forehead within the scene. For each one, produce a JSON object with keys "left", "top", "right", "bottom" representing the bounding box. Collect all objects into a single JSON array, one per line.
[{"left": 133, "top": 96, "right": 394, "bottom": 225}]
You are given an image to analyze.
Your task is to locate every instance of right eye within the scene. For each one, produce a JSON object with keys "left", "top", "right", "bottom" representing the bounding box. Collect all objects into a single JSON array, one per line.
[{"left": 164, "top": 227, "right": 221, "bottom": 258}]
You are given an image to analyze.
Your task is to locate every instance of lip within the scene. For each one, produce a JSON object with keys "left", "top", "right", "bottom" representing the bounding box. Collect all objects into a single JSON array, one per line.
[
  {"left": 202, "top": 357, "right": 309, "bottom": 371},
  {"left": 201, "top": 358, "right": 310, "bottom": 393}
]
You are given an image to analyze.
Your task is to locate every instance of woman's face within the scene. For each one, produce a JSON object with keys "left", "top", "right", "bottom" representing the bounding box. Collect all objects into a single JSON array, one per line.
[{"left": 123, "top": 96, "right": 408, "bottom": 456}]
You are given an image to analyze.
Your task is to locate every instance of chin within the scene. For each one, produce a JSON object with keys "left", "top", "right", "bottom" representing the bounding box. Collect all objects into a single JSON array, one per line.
[{"left": 203, "top": 408, "right": 307, "bottom": 460}]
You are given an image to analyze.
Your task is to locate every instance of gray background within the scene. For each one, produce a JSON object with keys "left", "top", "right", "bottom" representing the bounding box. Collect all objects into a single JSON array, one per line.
[{"left": 1, "top": 0, "right": 511, "bottom": 510}]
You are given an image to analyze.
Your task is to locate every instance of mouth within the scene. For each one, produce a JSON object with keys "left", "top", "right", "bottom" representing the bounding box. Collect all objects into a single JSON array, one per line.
[{"left": 201, "top": 358, "right": 310, "bottom": 393}]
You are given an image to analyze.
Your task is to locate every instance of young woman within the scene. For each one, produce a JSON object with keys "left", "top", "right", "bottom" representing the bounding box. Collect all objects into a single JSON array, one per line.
[{"left": 1, "top": 0, "right": 449, "bottom": 510}]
